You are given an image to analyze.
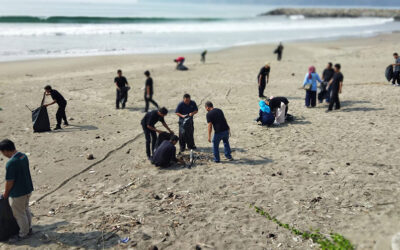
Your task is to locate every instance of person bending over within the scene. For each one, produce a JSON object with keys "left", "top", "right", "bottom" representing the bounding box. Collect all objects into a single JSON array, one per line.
[
  {"left": 266, "top": 96, "right": 289, "bottom": 125},
  {"left": 152, "top": 135, "right": 185, "bottom": 168},
  {"left": 144, "top": 71, "right": 159, "bottom": 112},
  {"left": 205, "top": 101, "right": 233, "bottom": 163},
  {"left": 43, "top": 85, "right": 68, "bottom": 130},
  {"left": 175, "top": 94, "right": 198, "bottom": 153},
  {"left": 141, "top": 107, "right": 174, "bottom": 160},
  {"left": 256, "top": 100, "right": 275, "bottom": 126},
  {"left": 1, "top": 139, "right": 34, "bottom": 242}
]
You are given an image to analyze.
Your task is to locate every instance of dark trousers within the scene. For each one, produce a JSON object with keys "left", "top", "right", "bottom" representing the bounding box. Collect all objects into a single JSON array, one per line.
[
  {"left": 179, "top": 122, "right": 195, "bottom": 152},
  {"left": 56, "top": 104, "right": 67, "bottom": 126},
  {"left": 318, "top": 82, "right": 328, "bottom": 103},
  {"left": 144, "top": 94, "right": 159, "bottom": 112},
  {"left": 116, "top": 89, "right": 127, "bottom": 108},
  {"left": 277, "top": 52, "right": 282, "bottom": 61},
  {"left": 305, "top": 90, "right": 317, "bottom": 107},
  {"left": 393, "top": 71, "right": 400, "bottom": 85},
  {"left": 258, "top": 83, "right": 266, "bottom": 97},
  {"left": 142, "top": 124, "right": 157, "bottom": 158},
  {"left": 328, "top": 91, "right": 340, "bottom": 110}
]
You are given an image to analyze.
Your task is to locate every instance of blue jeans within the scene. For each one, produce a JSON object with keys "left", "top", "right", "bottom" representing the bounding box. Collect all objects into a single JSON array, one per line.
[{"left": 212, "top": 130, "right": 232, "bottom": 162}]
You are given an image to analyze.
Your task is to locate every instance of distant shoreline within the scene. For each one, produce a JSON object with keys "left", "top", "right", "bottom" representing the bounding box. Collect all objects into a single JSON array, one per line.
[{"left": 260, "top": 8, "right": 400, "bottom": 20}]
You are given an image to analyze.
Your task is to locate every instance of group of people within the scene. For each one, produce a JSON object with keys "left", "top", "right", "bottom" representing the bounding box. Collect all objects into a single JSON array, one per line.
[
  {"left": 141, "top": 94, "right": 233, "bottom": 166},
  {"left": 302, "top": 63, "right": 344, "bottom": 112},
  {"left": 256, "top": 96, "right": 289, "bottom": 126}
]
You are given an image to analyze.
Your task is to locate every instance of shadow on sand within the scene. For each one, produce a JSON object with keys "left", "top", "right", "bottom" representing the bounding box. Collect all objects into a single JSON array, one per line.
[{"left": 5, "top": 221, "right": 118, "bottom": 249}]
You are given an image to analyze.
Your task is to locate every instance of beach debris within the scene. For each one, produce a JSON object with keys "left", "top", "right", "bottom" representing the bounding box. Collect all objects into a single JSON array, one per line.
[
  {"left": 40, "top": 233, "right": 51, "bottom": 242},
  {"left": 48, "top": 208, "right": 55, "bottom": 215},
  {"left": 277, "top": 243, "right": 282, "bottom": 247},
  {"left": 195, "top": 245, "right": 202, "bottom": 250},
  {"left": 95, "top": 136, "right": 101, "bottom": 139},
  {"left": 142, "top": 233, "right": 152, "bottom": 241},
  {"left": 368, "top": 173, "right": 374, "bottom": 175},
  {"left": 87, "top": 154, "right": 94, "bottom": 160},
  {"left": 291, "top": 73, "right": 295, "bottom": 76},
  {"left": 267, "top": 233, "right": 277, "bottom": 239},
  {"left": 346, "top": 162, "right": 351, "bottom": 166},
  {"left": 310, "top": 197, "right": 322, "bottom": 203},
  {"left": 69, "top": 117, "right": 74, "bottom": 121},
  {"left": 126, "top": 149, "right": 131, "bottom": 154},
  {"left": 148, "top": 245, "right": 158, "bottom": 250},
  {"left": 119, "top": 237, "right": 130, "bottom": 244},
  {"left": 89, "top": 170, "right": 96, "bottom": 174},
  {"left": 153, "top": 194, "right": 161, "bottom": 200},
  {"left": 104, "top": 182, "right": 135, "bottom": 195}
]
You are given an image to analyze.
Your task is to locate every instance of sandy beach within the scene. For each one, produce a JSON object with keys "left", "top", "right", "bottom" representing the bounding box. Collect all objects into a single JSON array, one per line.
[{"left": 0, "top": 33, "right": 400, "bottom": 249}]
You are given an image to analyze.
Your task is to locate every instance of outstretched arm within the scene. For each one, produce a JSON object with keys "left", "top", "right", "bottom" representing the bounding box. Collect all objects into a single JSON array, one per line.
[
  {"left": 207, "top": 122, "right": 213, "bottom": 143},
  {"left": 161, "top": 121, "right": 174, "bottom": 134}
]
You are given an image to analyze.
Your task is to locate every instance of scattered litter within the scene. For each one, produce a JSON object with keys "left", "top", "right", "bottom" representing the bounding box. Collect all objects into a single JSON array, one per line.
[
  {"left": 95, "top": 136, "right": 101, "bottom": 139},
  {"left": 119, "top": 237, "right": 130, "bottom": 244},
  {"left": 26, "top": 152, "right": 31, "bottom": 156},
  {"left": 277, "top": 243, "right": 282, "bottom": 247},
  {"left": 311, "top": 197, "right": 322, "bottom": 203},
  {"left": 48, "top": 209, "right": 55, "bottom": 215},
  {"left": 87, "top": 154, "right": 94, "bottom": 160},
  {"left": 89, "top": 170, "right": 96, "bottom": 174}
]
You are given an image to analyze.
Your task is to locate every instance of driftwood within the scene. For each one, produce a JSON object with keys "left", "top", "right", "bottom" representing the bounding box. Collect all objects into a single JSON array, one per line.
[{"left": 103, "top": 182, "right": 135, "bottom": 195}]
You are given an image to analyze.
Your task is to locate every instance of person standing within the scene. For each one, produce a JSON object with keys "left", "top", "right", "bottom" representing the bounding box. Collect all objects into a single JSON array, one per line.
[
  {"left": 303, "top": 66, "right": 322, "bottom": 108},
  {"left": 319, "top": 62, "right": 335, "bottom": 103},
  {"left": 205, "top": 101, "right": 233, "bottom": 163},
  {"left": 43, "top": 85, "right": 68, "bottom": 130},
  {"left": 274, "top": 42, "right": 284, "bottom": 61},
  {"left": 327, "top": 64, "right": 344, "bottom": 112},
  {"left": 201, "top": 50, "right": 207, "bottom": 63},
  {"left": 141, "top": 108, "right": 174, "bottom": 160},
  {"left": 258, "top": 63, "right": 271, "bottom": 98},
  {"left": 175, "top": 94, "right": 198, "bottom": 153},
  {"left": 114, "top": 69, "right": 130, "bottom": 109},
  {"left": 0, "top": 139, "right": 34, "bottom": 242},
  {"left": 144, "top": 71, "right": 159, "bottom": 112},
  {"left": 392, "top": 53, "right": 400, "bottom": 86}
]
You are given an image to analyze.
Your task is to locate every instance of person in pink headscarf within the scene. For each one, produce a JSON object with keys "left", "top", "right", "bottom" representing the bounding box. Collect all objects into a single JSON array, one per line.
[{"left": 303, "top": 66, "right": 322, "bottom": 107}]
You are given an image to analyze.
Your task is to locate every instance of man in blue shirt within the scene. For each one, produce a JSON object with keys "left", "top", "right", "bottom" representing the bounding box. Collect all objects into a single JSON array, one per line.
[
  {"left": 1, "top": 139, "right": 34, "bottom": 241},
  {"left": 175, "top": 94, "right": 198, "bottom": 153},
  {"left": 152, "top": 135, "right": 185, "bottom": 168}
]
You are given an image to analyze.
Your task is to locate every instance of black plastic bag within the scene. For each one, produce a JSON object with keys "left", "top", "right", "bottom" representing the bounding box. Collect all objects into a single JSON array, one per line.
[
  {"left": 386, "top": 64, "right": 393, "bottom": 82},
  {"left": 0, "top": 198, "right": 19, "bottom": 241},
  {"left": 31, "top": 93, "right": 51, "bottom": 133}
]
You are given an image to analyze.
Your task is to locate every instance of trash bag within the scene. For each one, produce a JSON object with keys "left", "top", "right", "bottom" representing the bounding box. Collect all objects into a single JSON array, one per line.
[
  {"left": 176, "top": 64, "right": 188, "bottom": 71},
  {"left": 32, "top": 106, "right": 51, "bottom": 133},
  {"left": 386, "top": 64, "right": 393, "bottom": 82},
  {"left": 155, "top": 132, "right": 171, "bottom": 150},
  {"left": 286, "top": 114, "right": 294, "bottom": 122},
  {"left": 0, "top": 198, "right": 19, "bottom": 241}
]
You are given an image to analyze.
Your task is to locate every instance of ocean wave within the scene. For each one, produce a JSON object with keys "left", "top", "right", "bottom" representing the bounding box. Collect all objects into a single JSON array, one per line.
[{"left": 0, "top": 15, "right": 225, "bottom": 24}]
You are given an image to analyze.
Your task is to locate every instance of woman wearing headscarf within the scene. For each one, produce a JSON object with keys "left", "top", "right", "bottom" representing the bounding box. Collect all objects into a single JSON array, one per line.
[
  {"left": 256, "top": 100, "right": 275, "bottom": 126},
  {"left": 303, "top": 66, "right": 322, "bottom": 108}
]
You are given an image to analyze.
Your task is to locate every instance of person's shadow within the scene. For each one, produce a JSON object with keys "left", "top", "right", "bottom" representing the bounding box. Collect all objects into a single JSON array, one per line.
[{"left": 6, "top": 221, "right": 119, "bottom": 249}]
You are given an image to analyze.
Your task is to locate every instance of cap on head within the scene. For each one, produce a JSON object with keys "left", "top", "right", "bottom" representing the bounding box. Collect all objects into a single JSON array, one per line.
[
  {"left": 159, "top": 107, "right": 168, "bottom": 115},
  {"left": 144, "top": 70, "right": 150, "bottom": 76},
  {"left": 0, "top": 139, "right": 16, "bottom": 151},
  {"left": 44, "top": 85, "right": 52, "bottom": 91},
  {"left": 205, "top": 101, "right": 213, "bottom": 108},
  {"left": 265, "top": 62, "right": 270, "bottom": 67}
]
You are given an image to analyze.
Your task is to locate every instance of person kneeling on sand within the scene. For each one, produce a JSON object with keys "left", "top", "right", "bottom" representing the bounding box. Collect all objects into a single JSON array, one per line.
[
  {"left": 151, "top": 135, "right": 185, "bottom": 168},
  {"left": 256, "top": 100, "right": 275, "bottom": 126},
  {"left": 1, "top": 139, "right": 34, "bottom": 242},
  {"left": 266, "top": 96, "right": 289, "bottom": 125}
]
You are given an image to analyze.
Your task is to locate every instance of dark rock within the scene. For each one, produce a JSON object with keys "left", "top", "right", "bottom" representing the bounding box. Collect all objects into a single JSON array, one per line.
[
  {"left": 368, "top": 173, "right": 374, "bottom": 176},
  {"left": 195, "top": 245, "right": 202, "bottom": 250},
  {"left": 153, "top": 194, "right": 161, "bottom": 200},
  {"left": 311, "top": 197, "right": 322, "bottom": 203},
  {"left": 346, "top": 162, "right": 351, "bottom": 166},
  {"left": 267, "top": 233, "right": 276, "bottom": 239},
  {"left": 271, "top": 173, "right": 276, "bottom": 176},
  {"left": 148, "top": 245, "right": 158, "bottom": 250},
  {"left": 86, "top": 154, "right": 94, "bottom": 160},
  {"left": 95, "top": 136, "right": 100, "bottom": 139}
]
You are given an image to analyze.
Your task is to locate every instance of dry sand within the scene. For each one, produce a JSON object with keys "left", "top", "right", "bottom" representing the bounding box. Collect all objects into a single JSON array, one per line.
[{"left": 0, "top": 33, "right": 399, "bottom": 250}]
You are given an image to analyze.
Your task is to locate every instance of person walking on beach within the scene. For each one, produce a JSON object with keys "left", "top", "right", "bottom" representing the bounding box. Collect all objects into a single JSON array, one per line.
[
  {"left": 392, "top": 53, "right": 400, "bottom": 86},
  {"left": 319, "top": 62, "right": 335, "bottom": 103},
  {"left": 1, "top": 139, "right": 34, "bottom": 242},
  {"left": 151, "top": 135, "right": 185, "bottom": 168},
  {"left": 303, "top": 66, "right": 322, "bottom": 108},
  {"left": 327, "top": 64, "right": 344, "bottom": 112},
  {"left": 205, "top": 101, "right": 233, "bottom": 163},
  {"left": 144, "top": 71, "right": 159, "bottom": 112},
  {"left": 43, "top": 85, "right": 68, "bottom": 130},
  {"left": 175, "top": 94, "right": 198, "bottom": 153},
  {"left": 258, "top": 62, "right": 270, "bottom": 98},
  {"left": 274, "top": 42, "right": 284, "bottom": 61},
  {"left": 201, "top": 50, "right": 207, "bottom": 63},
  {"left": 141, "top": 108, "right": 174, "bottom": 160},
  {"left": 114, "top": 69, "right": 130, "bottom": 109}
]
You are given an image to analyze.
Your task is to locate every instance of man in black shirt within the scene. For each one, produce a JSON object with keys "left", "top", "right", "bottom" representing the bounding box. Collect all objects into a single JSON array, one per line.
[
  {"left": 114, "top": 69, "right": 130, "bottom": 109},
  {"left": 258, "top": 63, "right": 270, "bottom": 98},
  {"left": 205, "top": 101, "right": 232, "bottom": 163},
  {"left": 319, "top": 62, "right": 335, "bottom": 103},
  {"left": 43, "top": 85, "right": 68, "bottom": 130},
  {"left": 141, "top": 107, "right": 174, "bottom": 159},
  {"left": 266, "top": 96, "right": 289, "bottom": 116},
  {"left": 327, "top": 64, "right": 344, "bottom": 112},
  {"left": 144, "top": 71, "right": 159, "bottom": 112},
  {"left": 274, "top": 42, "right": 284, "bottom": 61},
  {"left": 152, "top": 135, "right": 185, "bottom": 168},
  {"left": 175, "top": 94, "right": 198, "bottom": 152}
]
